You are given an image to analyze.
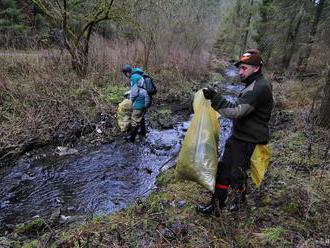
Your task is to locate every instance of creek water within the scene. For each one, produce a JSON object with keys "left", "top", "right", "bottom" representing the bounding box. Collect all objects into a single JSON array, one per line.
[{"left": 0, "top": 75, "right": 242, "bottom": 232}]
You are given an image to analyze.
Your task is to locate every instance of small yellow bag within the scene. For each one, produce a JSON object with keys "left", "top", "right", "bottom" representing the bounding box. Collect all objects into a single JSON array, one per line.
[
  {"left": 250, "top": 144, "right": 271, "bottom": 188},
  {"left": 117, "top": 99, "right": 132, "bottom": 132},
  {"left": 176, "top": 90, "right": 220, "bottom": 193}
]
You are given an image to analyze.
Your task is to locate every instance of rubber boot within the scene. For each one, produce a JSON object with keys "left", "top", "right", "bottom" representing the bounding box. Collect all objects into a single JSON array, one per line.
[
  {"left": 215, "top": 188, "right": 228, "bottom": 209},
  {"left": 196, "top": 195, "right": 219, "bottom": 216},
  {"left": 228, "top": 190, "right": 247, "bottom": 212},
  {"left": 138, "top": 118, "right": 147, "bottom": 137},
  {"left": 196, "top": 189, "right": 228, "bottom": 217},
  {"left": 125, "top": 126, "right": 139, "bottom": 143}
]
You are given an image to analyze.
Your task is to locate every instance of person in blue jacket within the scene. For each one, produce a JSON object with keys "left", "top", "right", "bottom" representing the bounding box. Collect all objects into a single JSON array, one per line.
[{"left": 122, "top": 64, "right": 150, "bottom": 142}]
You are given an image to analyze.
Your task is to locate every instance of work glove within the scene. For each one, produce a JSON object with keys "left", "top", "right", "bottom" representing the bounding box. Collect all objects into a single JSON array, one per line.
[{"left": 203, "top": 87, "right": 217, "bottom": 100}]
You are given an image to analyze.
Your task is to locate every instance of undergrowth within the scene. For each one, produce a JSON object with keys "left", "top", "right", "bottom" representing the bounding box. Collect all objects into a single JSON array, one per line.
[{"left": 0, "top": 48, "right": 205, "bottom": 162}]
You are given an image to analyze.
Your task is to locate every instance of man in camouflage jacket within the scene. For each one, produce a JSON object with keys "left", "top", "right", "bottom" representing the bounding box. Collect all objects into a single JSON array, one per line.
[{"left": 197, "top": 49, "right": 274, "bottom": 215}]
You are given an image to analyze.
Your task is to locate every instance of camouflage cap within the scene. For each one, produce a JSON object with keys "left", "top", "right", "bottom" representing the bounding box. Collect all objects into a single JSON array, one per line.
[{"left": 235, "top": 49, "right": 263, "bottom": 67}]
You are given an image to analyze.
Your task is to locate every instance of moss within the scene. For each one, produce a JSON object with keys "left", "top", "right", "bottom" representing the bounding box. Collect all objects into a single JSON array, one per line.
[
  {"left": 15, "top": 218, "right": 49, "bottom": 235},
  {"left": 262, "top": 195, "right": 272, "bottom": 206},
  {"left": 261, "top": 226, "right": 285, "bottom": 244},
  {"left": 157, "top": 108, "right": 172, "bottom": 115},
  {"left": 271, "top": 127, "right": 327, "bottom": 168},
  {"left": 22, "top": 240, "right": 40, "bottom": 248},
  {"left": 156, "top": 168, "right": 176, "bottom": 187},
  {"left": 284, "top": 202, "right": 299, "bottom": 214},
  {"left": 99, "top": 85, "right": 127, "bottom": 104},
  {"left": 0, "top": 91, "right": 14, "bottom": 115},
  {"left": 235, "top": 232, "right": 249, "bottom": 248},
  {"left": 145, "top": 191, "right": 174, "bottom": 213}
]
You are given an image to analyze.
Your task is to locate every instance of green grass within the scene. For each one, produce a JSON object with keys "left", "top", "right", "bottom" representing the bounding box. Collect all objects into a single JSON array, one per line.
[
  {"left": 260, "top": 226, "right": 286, "bottom": 244},
  {"left": 15, "top": 218, "right": 49, "bottom": 236},
  {"left": 99, "top": 85, "right": 128, "bottom": 104}
]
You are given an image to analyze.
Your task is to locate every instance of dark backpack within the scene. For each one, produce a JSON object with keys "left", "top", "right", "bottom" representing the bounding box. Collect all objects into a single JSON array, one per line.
[{"left": 143, "top": 75, "right": 157, "bottom": 96}]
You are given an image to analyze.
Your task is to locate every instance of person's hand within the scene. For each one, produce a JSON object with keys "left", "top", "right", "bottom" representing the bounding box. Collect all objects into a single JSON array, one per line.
[{"left": 203, "top": 87, "right": 216, "bottom": 99}]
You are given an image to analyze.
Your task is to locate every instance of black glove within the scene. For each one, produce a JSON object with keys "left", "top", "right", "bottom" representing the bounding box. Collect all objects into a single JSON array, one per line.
[{"left": 203, "top": 87, "right": 216, "bottom": 100}]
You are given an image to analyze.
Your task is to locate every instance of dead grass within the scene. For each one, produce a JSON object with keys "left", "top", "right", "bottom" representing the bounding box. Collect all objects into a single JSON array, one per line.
[
  {"left": 0, "top": 37, "right": 210, "bottom": 161},
  {"left": 0, "top": 52, "right": 107, "bottom": 160},
  {"left": 28, "top": 77, "right": 329, "bottom": 248},
  {"left": 271, "top": 75, "right": 325, "bottom": 110}
]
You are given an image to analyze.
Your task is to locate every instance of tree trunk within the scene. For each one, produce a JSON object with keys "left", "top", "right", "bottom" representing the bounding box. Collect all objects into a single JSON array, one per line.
[
  {"left": 142, "top": 33, "right": 155, "bottom": 70},
  {"left": 296, "top": 0, "right": 325, "bottom": 72},
  {"left": 256, "top": 0, "right": 274, "bottom": 64},
  {"left": 242, "top": 0, "right": 254, "bottom": 52},
  {"left": 281, "top": 3, "right": 304, "bottom": 69},
  {"left": 318, "top": 67, "right": 330, "bottom": 128},
  {"left": 70, "top": 47, "right": 88, "bottom": 77}
]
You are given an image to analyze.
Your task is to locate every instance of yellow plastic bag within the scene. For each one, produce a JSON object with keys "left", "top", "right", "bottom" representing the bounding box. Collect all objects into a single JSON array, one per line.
[
  {"left": 117, "top": 99, "right": 132, "bottom": 132},
  {"left": 176, "top": 90, "right": 220, "bottom": 193},
  {"left": 250, "top": 144, "right": 271, "bottom": 188}
]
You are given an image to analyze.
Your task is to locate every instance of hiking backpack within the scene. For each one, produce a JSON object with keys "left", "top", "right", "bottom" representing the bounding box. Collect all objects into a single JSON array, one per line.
[{"left": 143, "top": 75, "right": 157, "bottom": 96}]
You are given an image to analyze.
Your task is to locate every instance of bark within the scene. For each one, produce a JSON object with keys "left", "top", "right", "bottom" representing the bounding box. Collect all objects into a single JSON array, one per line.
[
  {"left": 297, "top": 0, "right": 326, "bottom": 72},
  {"left": 318, "top": 67, "right": 330, "bottom": 128},
  {"left": 282, "top": 3, "right": 304, "bottom": 69},
  {"left": 256, "top": 0, "right": 274, "bottom": 64},
  {"left": 242, "top": 0, "right": 254, "bottom": 53},
  {"left": 142, "top": 33, "right": 155, "bottom": 70},
  {"left": 71, "top": 48, "right": 89, "bottom": 77}
]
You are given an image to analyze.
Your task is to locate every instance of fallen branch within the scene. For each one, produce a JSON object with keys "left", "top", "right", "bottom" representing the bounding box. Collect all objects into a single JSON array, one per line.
[{"left": 296, "top": 73, "right": 319, "bottom": 79}]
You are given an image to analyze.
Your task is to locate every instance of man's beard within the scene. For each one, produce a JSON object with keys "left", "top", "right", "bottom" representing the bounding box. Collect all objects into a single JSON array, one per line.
[{"left": 242, "top": 70, "right": 262, "bottom": 85}]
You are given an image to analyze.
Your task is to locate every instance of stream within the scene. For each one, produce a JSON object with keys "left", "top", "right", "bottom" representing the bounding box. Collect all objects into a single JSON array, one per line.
[{"left": 0, "top": 73, "right": 242, "bottom": 233}]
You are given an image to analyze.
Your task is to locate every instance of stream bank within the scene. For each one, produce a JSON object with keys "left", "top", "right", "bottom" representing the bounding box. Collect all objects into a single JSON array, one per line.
[{"left": 1, "top": 69, "right": 246, "bottom": 245}]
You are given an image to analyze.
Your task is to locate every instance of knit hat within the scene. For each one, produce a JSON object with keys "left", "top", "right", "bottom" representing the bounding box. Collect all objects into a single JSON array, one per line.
[
  {"left": 235, "top": 49, "right": 263, "bottom": 67},
  {"left": 122, "top": 64, "right": 132, "bottom": 74}
]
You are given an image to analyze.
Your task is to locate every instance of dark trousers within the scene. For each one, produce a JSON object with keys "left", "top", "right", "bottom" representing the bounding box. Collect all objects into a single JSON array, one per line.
[{"left": 216, "top": 136, "right": 256, "bottom": 190}]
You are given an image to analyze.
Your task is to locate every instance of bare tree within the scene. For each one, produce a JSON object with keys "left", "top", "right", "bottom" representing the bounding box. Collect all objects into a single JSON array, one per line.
[{"left": 31, "top": 0, "right": 128, "bottom": 76}]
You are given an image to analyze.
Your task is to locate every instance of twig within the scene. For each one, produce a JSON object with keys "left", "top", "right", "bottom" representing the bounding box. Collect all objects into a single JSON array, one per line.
[
  {"left": 296, "top": 73, "right": 319, "bottom": 78},
  {"left": 324, "top": 138, "right": 330, "bottom": 161},
  {"left": 156, "top": 229, "right": 173, "bottom": 246},
  {"left": 158, "top": 152, "right": 179, "bottom": 172}
]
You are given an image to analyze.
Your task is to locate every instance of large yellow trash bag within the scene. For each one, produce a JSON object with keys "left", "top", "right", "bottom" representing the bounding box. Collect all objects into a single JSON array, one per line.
[
  {"left": 117, "top": 99, "right": 132, "bottom": 132},
  {"left": 176, "top": 90, "right": 220, "bottom": 193},
  {"left": 250, "top": 144, "right": 272, "bottom": 188}
]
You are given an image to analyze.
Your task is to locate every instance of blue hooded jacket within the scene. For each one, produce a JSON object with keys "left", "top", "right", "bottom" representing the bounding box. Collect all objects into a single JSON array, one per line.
[{"left": 129, "top": 68, "right": 151, "bottom": 109}]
